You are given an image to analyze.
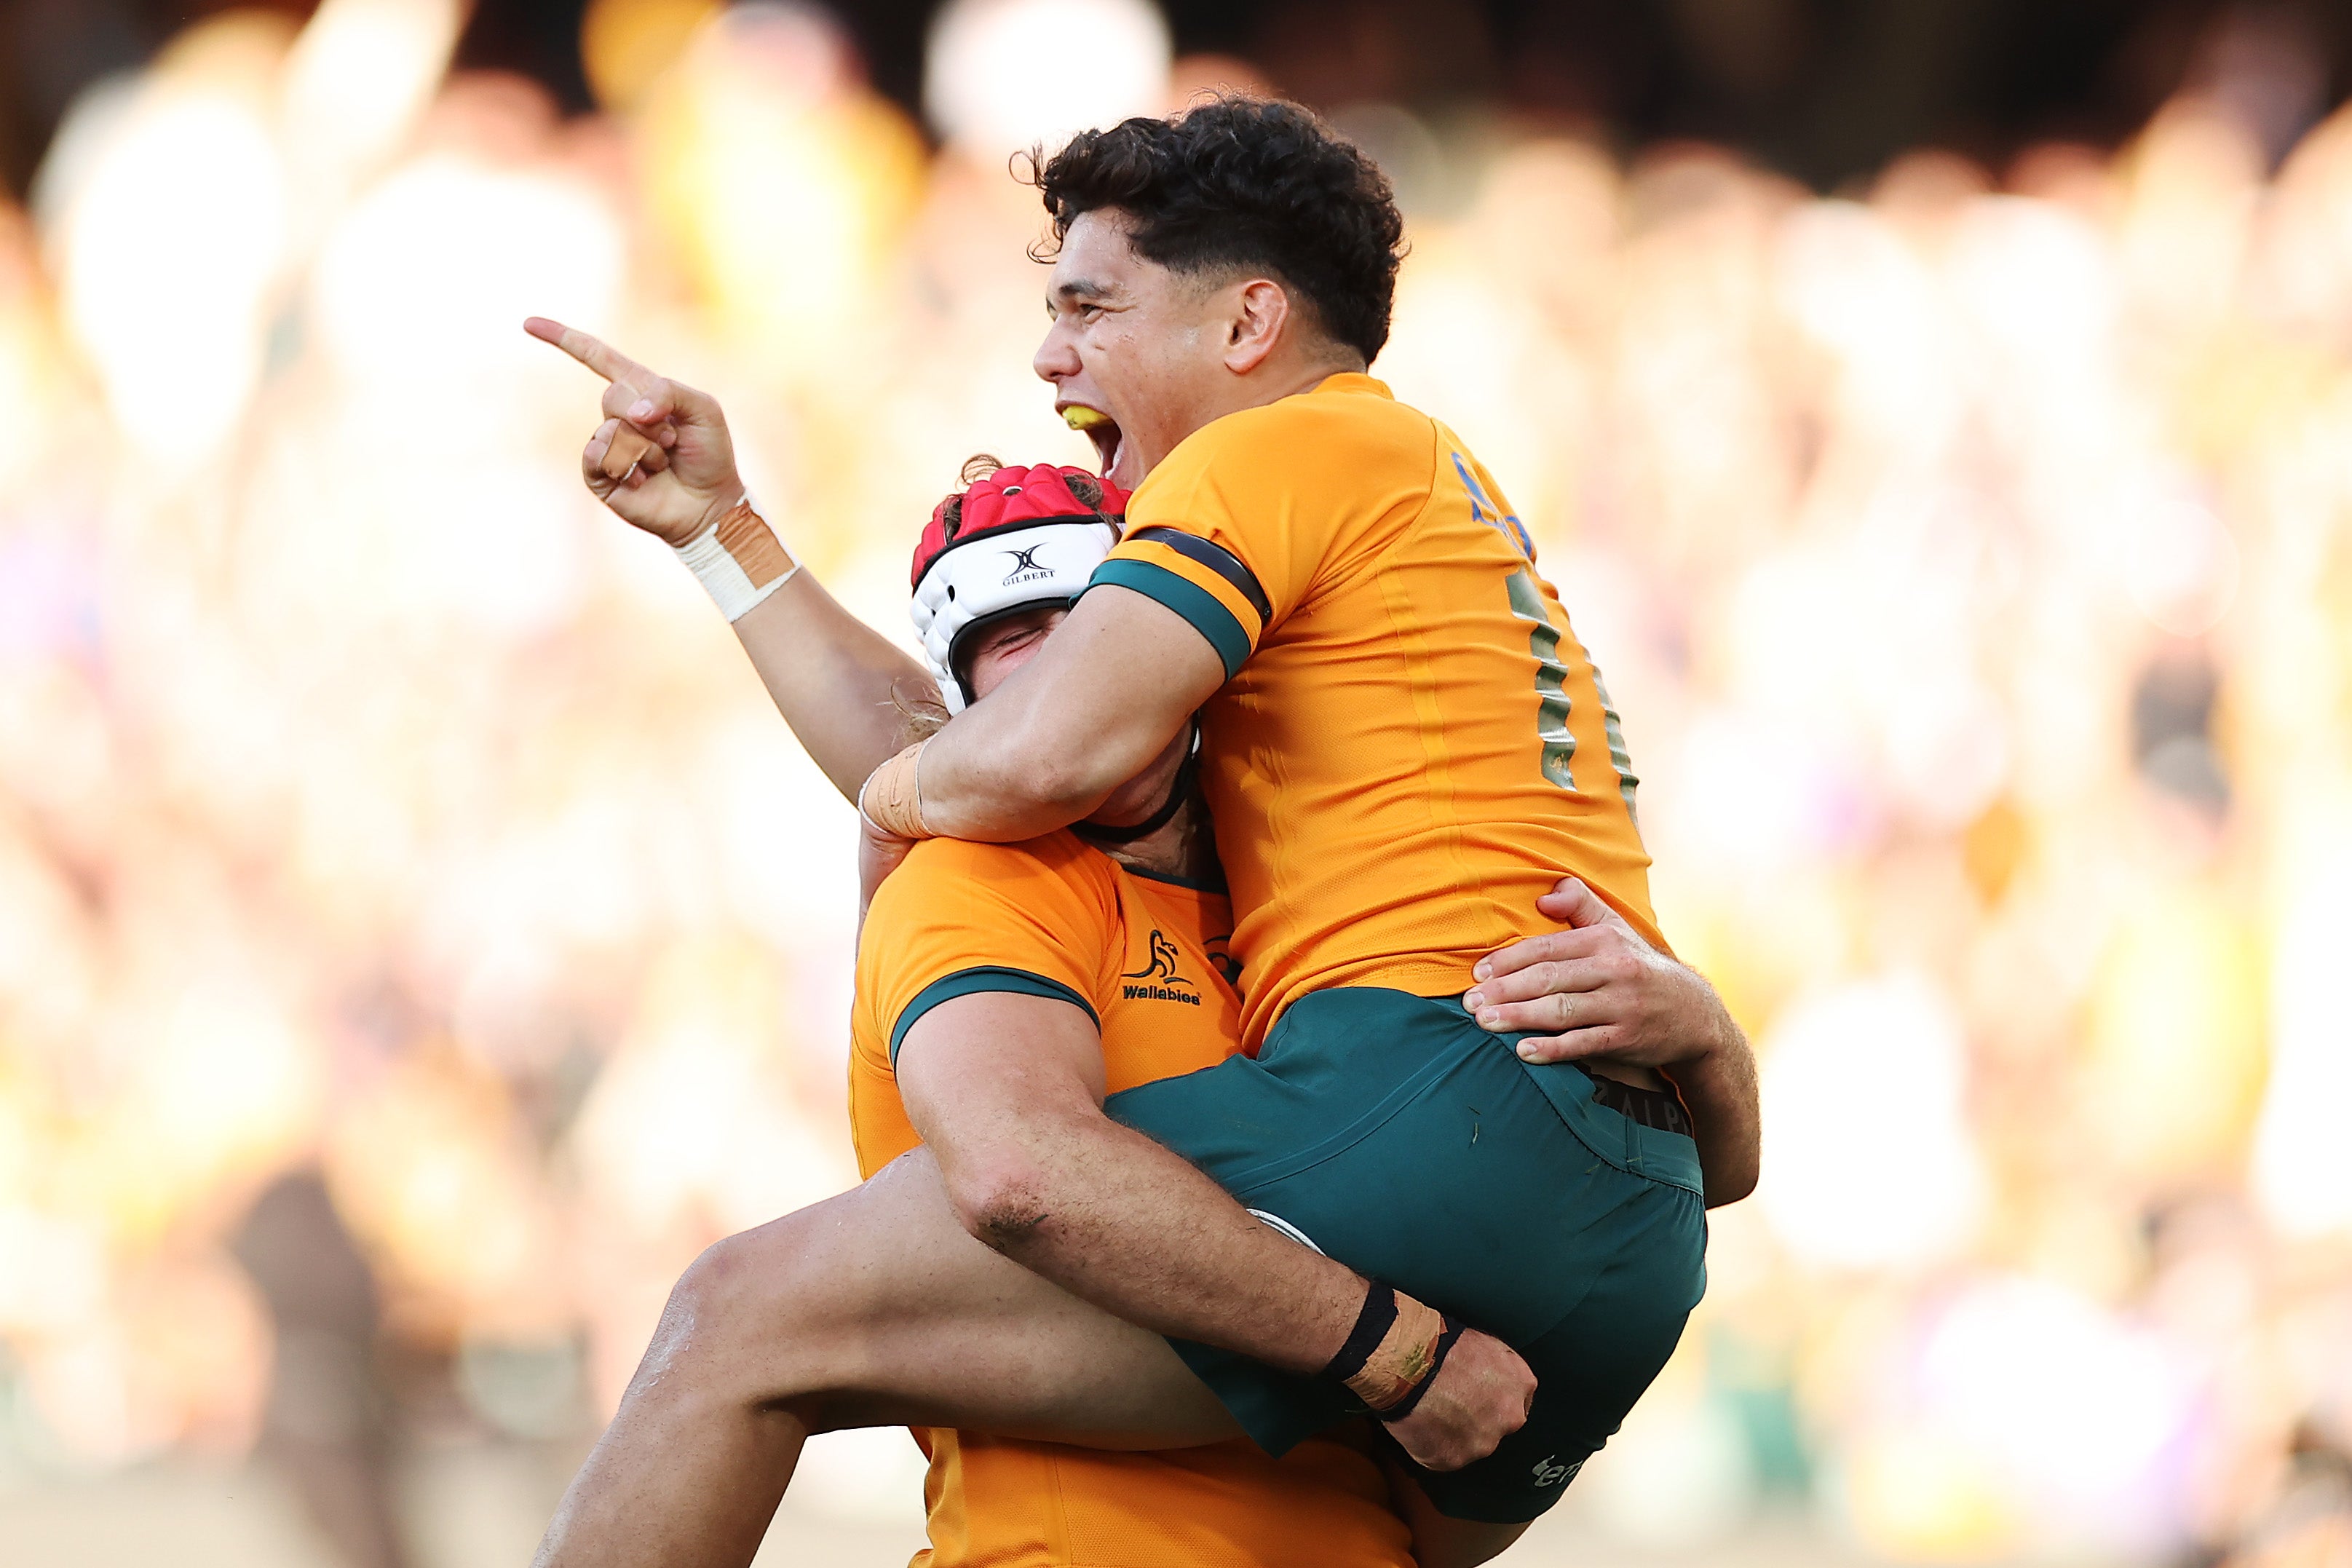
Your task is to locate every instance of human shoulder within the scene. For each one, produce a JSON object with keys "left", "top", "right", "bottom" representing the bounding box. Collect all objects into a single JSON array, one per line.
[
  {"left": 1143, "top": 377, "right": 1436, "bottom": 502},
  {"left": 882, "top": 831, "right": 1098, "bottom": 884},
  {"left": 1120, "top": 380, "right": 1441, "bottom": 633},
  {"left": 864, "top": 831, "right": 1116, "bottom": 936},
  {"left": 858, "top": 833, "right": 1123, "bottom": 1064}
]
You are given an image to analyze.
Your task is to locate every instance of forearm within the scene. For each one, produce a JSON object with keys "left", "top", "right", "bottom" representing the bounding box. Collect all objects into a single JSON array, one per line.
[
  {"left": 908, "top": 585, "right": 1223, "bottom": 840},
  {"left": 915, "top": 690, "right": 1130, "bottom": 839},
  {"left": 943, "top": 1107, "right": 1366, "bottom": 1374},
  {"left": 731, "top": 574, "right": 938, "bottom": 804},
  {"left": 1662, "top": 1018, "right": 1760, "bottom": 1208}
]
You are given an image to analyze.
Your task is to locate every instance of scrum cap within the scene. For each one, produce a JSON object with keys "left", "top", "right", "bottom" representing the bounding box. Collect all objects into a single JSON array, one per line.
[{"left": 910, "top": 463, "right": 1127, "bottom": 713}]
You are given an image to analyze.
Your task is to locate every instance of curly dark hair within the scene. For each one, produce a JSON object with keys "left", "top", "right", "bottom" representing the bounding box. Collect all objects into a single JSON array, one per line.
[{"left": 1029, "top": 96, "right": 1404, "bottom": 364}]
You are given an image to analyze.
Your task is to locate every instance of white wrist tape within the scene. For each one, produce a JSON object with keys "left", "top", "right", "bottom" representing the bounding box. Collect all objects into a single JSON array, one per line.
[{"left": 675, "top": 494, "right": 800, "bottom": 621}]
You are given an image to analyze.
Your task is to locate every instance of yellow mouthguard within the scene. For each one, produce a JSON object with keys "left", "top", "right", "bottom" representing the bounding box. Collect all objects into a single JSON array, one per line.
[{"left": 1063, "top": 406, "right": 1112, "bottom": 431}]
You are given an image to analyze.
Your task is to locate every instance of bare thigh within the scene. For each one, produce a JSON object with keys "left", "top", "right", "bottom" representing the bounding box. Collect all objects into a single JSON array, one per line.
[{"left": 683, "top": 1145, "right": 1241, "bottom": 1449}]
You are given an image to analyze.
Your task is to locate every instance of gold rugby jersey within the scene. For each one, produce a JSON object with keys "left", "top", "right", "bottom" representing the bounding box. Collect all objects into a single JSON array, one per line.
[
  {"left": 848, "top": 832, "right": 1414, "bottom": 1568},
  {"left": 1092, "top": 373, "right": 1659, "bottom": 1049}
]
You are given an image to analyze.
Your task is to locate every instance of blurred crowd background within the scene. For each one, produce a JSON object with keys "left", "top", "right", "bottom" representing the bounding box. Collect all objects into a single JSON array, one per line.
[{"left": 3, "top": 1, "right": 2352, "bottom": 1564}]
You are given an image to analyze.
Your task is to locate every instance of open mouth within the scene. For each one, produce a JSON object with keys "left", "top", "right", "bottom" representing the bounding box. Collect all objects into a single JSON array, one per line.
[{"left": 1061, "top": 404, "right": 1124, "bottom": 478}]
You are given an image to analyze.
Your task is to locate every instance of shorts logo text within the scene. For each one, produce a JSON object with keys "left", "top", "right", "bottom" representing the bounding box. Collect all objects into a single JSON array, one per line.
[{"left": 1532, "top": 1454, "right": 1583, "bottom": 1489}]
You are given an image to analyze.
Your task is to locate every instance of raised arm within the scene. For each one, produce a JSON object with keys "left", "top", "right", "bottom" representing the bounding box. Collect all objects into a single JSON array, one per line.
[
  {"left": 895, "top": 991, "right": 1535, "bottom": 1472},
  {"left": 730, "top": 581, "right": 940, "bottom": 802},
  {"left": 526, "top": 317, "right": 932, "bottom": 801},
  {"left": 1465, "top": 879, "right": 1761, "bottom": 1208},
  {"left": 886, "top": 585, "right": 1225, "bottom": 840}
]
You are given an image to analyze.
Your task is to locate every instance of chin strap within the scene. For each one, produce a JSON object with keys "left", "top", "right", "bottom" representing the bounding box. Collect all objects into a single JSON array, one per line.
[{"left": 1072, "top": 723, "right": 1200, "bottom": 847}]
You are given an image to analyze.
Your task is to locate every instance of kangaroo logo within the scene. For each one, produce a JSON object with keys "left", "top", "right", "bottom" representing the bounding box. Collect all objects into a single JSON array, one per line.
[
  {"left": 1001, "top": 545, "right": 1051, "bottom": 585},
  {"left": 1120, "top": 930, "right": 1200, "bottom": 1005},
  {"left": 1122, "top": 930, "right": 1184, "bottom": 983}
]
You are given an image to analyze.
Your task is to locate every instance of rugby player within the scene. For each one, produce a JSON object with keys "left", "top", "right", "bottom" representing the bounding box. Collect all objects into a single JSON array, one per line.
[
  {"left": 523, "top": 98, "right": 1757, "bottom": 1558},
  {"left": 514, "top": 427, "right": 1751, "bottom": 1566},
  {"left": 836, "top": 97, "right": 1762, "bottom": 1529}
]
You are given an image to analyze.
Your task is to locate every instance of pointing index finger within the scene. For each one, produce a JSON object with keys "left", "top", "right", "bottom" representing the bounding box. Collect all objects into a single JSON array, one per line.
[{"left": 523, "top": 316, "right": 644, "bottom": 387}]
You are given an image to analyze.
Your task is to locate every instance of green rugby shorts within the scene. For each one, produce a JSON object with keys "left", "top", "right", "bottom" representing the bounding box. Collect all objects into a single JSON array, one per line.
[{"left": 1104, "top": 986, "right": 1708, "bottom": 1524}]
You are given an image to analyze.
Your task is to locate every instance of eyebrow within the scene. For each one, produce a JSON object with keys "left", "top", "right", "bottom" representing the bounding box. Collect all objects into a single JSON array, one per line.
[{"left": 1050, "top": 278, "right": 1110, "bottom": 304}]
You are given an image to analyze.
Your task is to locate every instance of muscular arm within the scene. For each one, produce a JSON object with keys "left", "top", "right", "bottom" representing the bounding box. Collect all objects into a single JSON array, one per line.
[
  {"left": 895, "top": 991, "right": 1534, "bottom": 1471},
  {"left": 911, "top": 587, "right": 1226, "bottom": 839},
  {"left": 895, "top": 993, "right": 1362, "bottom": 1370}
]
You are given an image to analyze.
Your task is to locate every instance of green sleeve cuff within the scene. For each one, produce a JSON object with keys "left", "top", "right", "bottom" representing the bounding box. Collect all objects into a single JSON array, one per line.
[
  {"left": 1086, "top": 558, "right": 1253, "bottom": 681},
  {"left": 888, "top": 966, "right": 1099, "bottom": 1064}
]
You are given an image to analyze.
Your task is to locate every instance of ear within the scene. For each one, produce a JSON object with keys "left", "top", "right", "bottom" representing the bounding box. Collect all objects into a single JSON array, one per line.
[{"left": 1220, "top": 277, "right": 1291, "bottom": 375}]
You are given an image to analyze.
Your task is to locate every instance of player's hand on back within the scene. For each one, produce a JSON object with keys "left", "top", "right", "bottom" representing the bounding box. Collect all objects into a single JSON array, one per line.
[
  {"left": 525, "top": 317, "right": 745, "bottom": 547},
  {"left": 1465, "top": 877, "right": 1740, "bottom": 1069},
  {"left": 1383, "top": 1328, "right": 1535, "bottom": 1471}
]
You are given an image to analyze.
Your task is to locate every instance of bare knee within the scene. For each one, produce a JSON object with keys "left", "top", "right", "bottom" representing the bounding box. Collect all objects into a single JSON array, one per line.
[{"left": 630, "top": 1207, "right": 852, "bottom": 1415}]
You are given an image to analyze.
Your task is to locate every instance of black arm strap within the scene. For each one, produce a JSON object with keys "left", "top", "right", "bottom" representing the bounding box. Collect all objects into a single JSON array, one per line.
[{"left": 1321, "top": 1280, "right": 1399, "bottom": 1385}]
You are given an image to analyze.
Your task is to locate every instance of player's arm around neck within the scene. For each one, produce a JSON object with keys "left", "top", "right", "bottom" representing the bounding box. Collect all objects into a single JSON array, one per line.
[{"left": 912, "top": 585, "right": 1227, "bottom": 840}]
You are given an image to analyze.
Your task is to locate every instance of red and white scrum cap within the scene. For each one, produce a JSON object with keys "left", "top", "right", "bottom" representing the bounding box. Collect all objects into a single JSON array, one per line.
[{"left": 911, "top": 463, "right": 1127, "bottom": 713}]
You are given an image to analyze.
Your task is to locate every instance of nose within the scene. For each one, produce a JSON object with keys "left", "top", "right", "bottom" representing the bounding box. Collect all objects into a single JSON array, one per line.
[{"left": 1034, "top": 314, "right": 1080, "bottom": 384}]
